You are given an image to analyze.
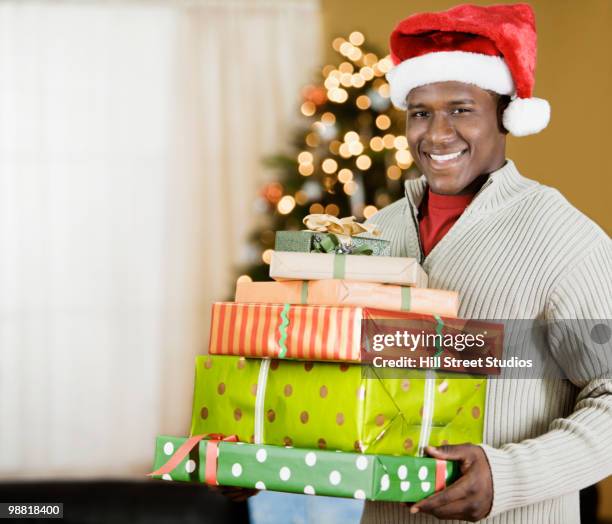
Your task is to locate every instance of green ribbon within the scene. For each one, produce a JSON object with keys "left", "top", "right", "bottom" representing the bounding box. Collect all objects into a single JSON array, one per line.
[
  {"left": 300, "top": 281, "right": 309, "bottom": 304},
  {"left": 312, "top": 233, "right": 373, "bottom": 256},
  {"left": 313, "top": 234, "right": 339, "bottom": 253},
  {"left": 333, "top": 254, "right": 346, "bottom": 279},
  {"left": 400, "top": 287, "right": 412, "bottom": 312},
  {"left": 277, "top": 303, "right": 291, "bottom": 359},
  {"left": 433, "top": 315, "right": 445, "bottom": 359},
  {"left": 350, "top": 245, "right": 373, "bottom": 255}
]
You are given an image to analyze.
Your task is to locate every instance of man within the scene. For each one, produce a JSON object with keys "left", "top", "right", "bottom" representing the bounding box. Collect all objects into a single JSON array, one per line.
[{"left": 361, "top": 3, "right": 611, "bottom": 523}]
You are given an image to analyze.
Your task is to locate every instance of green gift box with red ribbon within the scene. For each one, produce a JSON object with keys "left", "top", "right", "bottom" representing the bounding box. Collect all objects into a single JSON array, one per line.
[{"left": 151, "top": 435, "right": 460, "bottom": 502}]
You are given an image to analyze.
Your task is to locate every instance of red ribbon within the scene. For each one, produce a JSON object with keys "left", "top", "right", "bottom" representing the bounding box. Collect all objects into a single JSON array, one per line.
[
  {"left": 434, "top": 459, "right": 447, "bottom": 492},
  {"left": 148, "top": 434, "right": 238, "bottom": 485}
]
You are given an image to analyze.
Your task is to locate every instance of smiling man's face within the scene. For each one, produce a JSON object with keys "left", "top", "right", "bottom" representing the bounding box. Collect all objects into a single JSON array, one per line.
[{"left": 406, "top": 81, "right": 507, "bottom": 195}]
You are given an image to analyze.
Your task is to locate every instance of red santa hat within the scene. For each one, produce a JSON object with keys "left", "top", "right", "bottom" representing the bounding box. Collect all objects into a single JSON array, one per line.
[{"left": 386, "top": 3, "right": 550, "bottom": 136}]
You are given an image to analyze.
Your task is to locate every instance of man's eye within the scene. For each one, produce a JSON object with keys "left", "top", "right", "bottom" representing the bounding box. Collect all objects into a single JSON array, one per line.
[
  {"left": 410, "top": 111, "right": 429, "bottom": 118},
  {"left": 451, "top": 108, "right": 471, "bottom": 115}
]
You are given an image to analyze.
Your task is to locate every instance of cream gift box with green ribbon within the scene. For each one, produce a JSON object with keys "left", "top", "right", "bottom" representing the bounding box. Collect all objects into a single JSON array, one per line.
[
  {"left": 190, "top": 356, "right": 486, "bottom": 455},
  {"left": 151, "top": 435, "right": 460, "bottom": 502},
  {"left": 269, "top": 251, "right": 428, "bottom": 287}
]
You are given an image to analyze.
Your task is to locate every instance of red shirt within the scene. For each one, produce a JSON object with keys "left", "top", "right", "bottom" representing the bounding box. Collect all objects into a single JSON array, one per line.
[{"left": 418, "top": 189, "right": 475, "bottom": 258}]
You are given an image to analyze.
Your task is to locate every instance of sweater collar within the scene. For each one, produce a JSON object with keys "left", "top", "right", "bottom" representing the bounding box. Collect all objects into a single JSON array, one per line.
[{"left": 404, "top": 159, "right": 536, "bottom": 215}]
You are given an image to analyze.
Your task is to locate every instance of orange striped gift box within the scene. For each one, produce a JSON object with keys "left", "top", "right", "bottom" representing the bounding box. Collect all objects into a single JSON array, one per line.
[
  {"left": 208, "top": 303, "right": 481, "bottom": 363},
  {"left": 208, "top": 302, "right": 363, "bottom": 361}
]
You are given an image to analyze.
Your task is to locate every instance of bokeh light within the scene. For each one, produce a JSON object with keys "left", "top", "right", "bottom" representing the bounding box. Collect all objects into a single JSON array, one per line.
[
  {"left": 363, "top": 205, "right": 378, "bottom": 219},
  {"left": 325, "top": 203, "right": 340, "bottom": 216},
  {"left": 277, "top": 195, "right": 296, "bottom": 214},
  {"left": 369, "top": 136, "right": 384, "bottom": 151},
  {"left": 262, "top": 249, "right": 274, "bottom": 264},
  {"left": 356, "top": 95, "right": 371, "bottom": 110},
  {"left": 301, "top": 101, "right": 316, "bottom": 116},
  {"left": 322, "top": 158, "right": 338, "bottom": 174},
  {"left": 348, "top": 31, "right": 365, "bottom": 46},
  {"left": 394, "top": 136, "right": 409, "bottom": 150},
  {"left": 338, "top": 168, "right": 354, "bottom": 183},
  {"left": 356, "top": 155, "right": 372, "bottom": 170},
  {"left": 375, "top": 115, "right": 391, "bottom": 130},
  {"left": 298, "top": 163, "right": 314, "bottom": 176},
  {"left": 387, "top": 165, "right": 402, "bottom": 180}
]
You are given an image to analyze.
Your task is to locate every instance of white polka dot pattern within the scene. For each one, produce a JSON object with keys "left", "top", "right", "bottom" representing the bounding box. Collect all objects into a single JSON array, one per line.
[
  {"left": 163, "top": 442, "right": 174, "bottom": 456},
  {"left": 329, "top": 470, "right": 341, "bottom": 485},
  {"left": 256, "top": 449, "right": 267, "bottom": 463},
  {"left": 397, "top": 465, "right": 408, "bottom": 480},
  {"left": 231, "top": 463, "right": 242, "bottom": 477},
  {"left": 305, "top": 452, "right": 317, "bottom": 467},
  {"left": 355, "top": 456, "right": 368, "bottom": 470},
  {"left": 279, "top": 466, "right": 291, "bottom": 481},
  {"left": 380, "top": 474, "right": 390, "bottom": 491}
]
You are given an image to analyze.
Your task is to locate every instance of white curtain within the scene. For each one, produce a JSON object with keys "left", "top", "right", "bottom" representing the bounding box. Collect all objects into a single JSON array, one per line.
[{"left": 0, "top": 0, "right": 320, "bottom": 477}]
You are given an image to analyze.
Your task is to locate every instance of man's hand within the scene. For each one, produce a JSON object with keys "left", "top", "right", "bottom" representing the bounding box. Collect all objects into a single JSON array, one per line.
[
  {"left": 409, "top": 444, "right": 493, "bottom": 522},
  {"left": 209, "top": 485, "right": 259, "bottom": 502}
]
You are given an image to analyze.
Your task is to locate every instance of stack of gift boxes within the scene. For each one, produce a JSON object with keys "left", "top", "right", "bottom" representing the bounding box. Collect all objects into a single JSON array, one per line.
[{"left": 151, "top": 215, "right": 487, "bottom": 503}]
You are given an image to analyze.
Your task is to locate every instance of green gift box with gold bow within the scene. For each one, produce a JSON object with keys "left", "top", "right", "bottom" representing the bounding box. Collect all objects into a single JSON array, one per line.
[
  {"left": 274, "top": 230, "right": 391, "bottom": 256},
  {"left": 274, "top": 214, "right": 391, "bottom": 256},
  {"left": 151, "top": 435, "right": 460, "bottom": 502},
  {"left": 190, "top": 356, "right": 486, "bottom": 455}
]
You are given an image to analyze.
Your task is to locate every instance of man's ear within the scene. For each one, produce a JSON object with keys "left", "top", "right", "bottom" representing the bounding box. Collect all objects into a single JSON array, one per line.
[{"left": 497, "top": 95, "right": 511, "bottom": 134}]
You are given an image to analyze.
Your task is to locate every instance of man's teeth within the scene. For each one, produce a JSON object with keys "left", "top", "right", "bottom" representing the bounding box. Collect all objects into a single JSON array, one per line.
[{"left": 429, "top": 151, "right": 463, "bottom": 162}]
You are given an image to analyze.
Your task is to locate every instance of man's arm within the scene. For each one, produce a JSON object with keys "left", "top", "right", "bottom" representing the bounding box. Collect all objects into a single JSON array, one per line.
[
  {"left": 481, "top": 238, "right": 612, "bottom": 517},
  {"left": 412, "top": 237, "right": 612, "bottom": 521}
]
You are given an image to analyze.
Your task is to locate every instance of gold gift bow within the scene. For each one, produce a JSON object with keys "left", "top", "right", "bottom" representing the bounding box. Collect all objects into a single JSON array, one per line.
[{"left": 303, "top": 214, "right": 381, "bottom": 238}]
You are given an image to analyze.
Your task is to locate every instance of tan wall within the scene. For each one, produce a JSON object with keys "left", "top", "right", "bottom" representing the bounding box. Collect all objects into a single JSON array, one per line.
[{"left": 322, "top": 0, "right": 612, "bottom": 233}]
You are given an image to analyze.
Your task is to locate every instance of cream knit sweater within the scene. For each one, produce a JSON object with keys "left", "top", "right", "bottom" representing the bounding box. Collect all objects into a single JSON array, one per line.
[{"left": 361, "top": 160, "right": 612, "bottom": 524}]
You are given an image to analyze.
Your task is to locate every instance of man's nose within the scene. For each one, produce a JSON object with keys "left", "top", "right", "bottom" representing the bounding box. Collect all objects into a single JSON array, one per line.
[{"left": 426, "top": 112, "right": 456, "bottom": 146}]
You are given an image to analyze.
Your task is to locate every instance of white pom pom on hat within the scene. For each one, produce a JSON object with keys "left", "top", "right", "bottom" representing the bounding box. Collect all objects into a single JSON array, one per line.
[
  {"left": 502, "top": 97, "right": 550, "bottom": 137},
  {"left": 387, "top": 3, "right": 551, "bottom": 137}
]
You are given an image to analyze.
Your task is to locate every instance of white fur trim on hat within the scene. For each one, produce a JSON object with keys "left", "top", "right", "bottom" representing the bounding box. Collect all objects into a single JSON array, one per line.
[
  {"left": 502, "top": 97, "right": 550, "bottom": 137},
  {"left": 386, "top": 51, "right": 515, "bottom": 110}
]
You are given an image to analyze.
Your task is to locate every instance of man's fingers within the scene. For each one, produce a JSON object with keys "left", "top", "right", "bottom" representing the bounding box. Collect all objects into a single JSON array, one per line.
[
  {"left": 410, "top": 476, "right": 471, "bottom": 514},
  {"left": 423, "top": 500, "right": 476, "bottom": 521},
  {"left": 425, "top": 444, "right": 471, "bottom": 461}
]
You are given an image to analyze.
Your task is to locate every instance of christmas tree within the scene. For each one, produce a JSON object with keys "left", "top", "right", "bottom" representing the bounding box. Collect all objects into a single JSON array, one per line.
[{"left": 238, "top": 32, "right": 417, "bottom": 283}]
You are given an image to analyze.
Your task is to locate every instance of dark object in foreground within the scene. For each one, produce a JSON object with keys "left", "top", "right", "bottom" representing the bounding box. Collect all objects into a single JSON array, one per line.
[{"left": 0, "top": 480, "right": 249, "bottom": 524}]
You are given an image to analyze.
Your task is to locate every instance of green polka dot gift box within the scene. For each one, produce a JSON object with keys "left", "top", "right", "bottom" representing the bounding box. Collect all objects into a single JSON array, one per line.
[
  {"left": 151, "top": 435, "right": 460, "bottom": 502},
  {"left": 191, "top": 356, "right": 486, "bottom": 455}
]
